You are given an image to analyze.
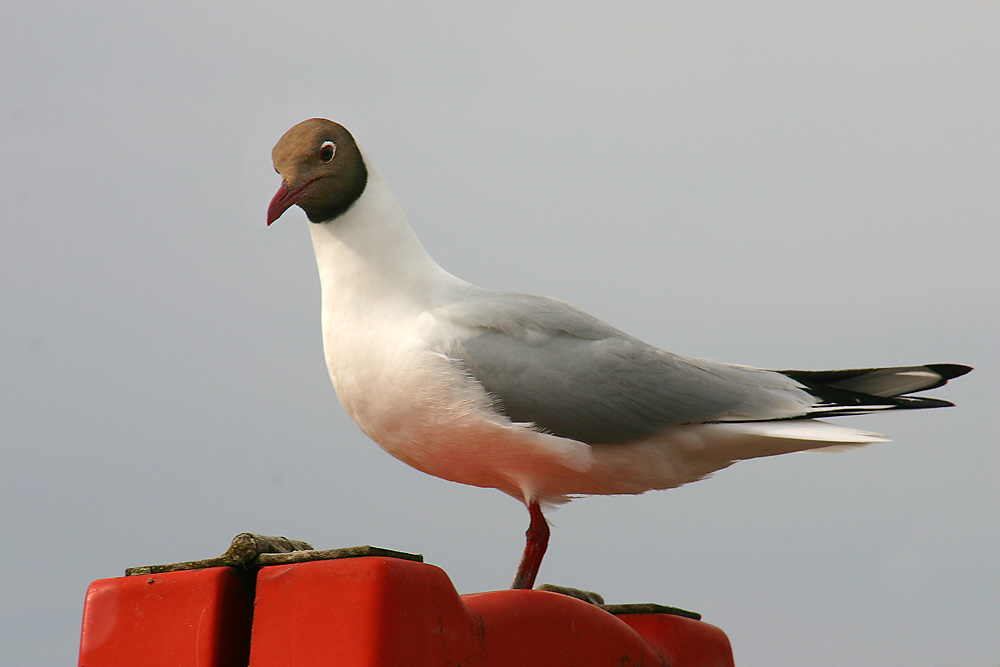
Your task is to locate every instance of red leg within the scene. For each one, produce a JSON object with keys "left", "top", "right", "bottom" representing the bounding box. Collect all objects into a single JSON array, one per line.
[{"left": 511, "top": 500, "right": 549, "bottom": 589}]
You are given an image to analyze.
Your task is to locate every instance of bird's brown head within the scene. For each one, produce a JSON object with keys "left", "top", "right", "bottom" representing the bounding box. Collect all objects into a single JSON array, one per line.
[{"left": 267, "top": 118, "right": 368, "bottom": 225}]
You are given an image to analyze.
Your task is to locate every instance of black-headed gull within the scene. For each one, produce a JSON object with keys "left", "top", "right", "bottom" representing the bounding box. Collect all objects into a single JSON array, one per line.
[{"left": 267, "top": 118, "right": 970, "bottom": 589}]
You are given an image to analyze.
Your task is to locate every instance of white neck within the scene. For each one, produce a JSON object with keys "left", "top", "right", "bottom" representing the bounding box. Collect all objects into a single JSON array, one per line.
[{"left": 308, "top": 163, "right": 469, "bottom": 321}]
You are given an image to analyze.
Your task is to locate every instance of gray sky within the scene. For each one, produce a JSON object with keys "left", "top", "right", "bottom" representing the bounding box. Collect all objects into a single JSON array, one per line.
[{"left": 3, "top": 3, "right": 997, "bottom": 665}]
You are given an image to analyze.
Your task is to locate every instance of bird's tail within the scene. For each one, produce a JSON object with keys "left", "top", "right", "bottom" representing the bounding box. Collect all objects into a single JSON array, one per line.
[{"left": 685, "top": 364, "right": 970, "bottom": 467}]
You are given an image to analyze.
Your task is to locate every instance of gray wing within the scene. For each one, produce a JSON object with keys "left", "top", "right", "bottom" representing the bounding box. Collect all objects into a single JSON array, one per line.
[{"left": 440, "top": 291, "right": 812, "bottom": 445}]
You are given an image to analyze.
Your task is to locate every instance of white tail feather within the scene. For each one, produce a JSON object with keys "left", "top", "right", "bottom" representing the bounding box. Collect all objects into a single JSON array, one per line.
[{"left": 722, "top": 420, "right": 890, "bottom": 444}]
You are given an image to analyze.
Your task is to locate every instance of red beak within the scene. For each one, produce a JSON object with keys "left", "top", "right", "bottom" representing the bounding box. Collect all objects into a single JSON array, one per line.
[{"left": 267, "top": 180, "right": 311, "bottom": 226}]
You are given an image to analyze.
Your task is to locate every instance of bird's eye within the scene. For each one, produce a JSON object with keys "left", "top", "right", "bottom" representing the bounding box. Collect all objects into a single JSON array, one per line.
[{"left": 320, "top": 141, "right": 336, "bottom": 162}]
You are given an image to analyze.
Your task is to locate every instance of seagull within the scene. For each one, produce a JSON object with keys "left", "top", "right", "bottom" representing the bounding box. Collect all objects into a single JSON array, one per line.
[{"left": 266, "top": 118, "right": 970, "bottom": 590}]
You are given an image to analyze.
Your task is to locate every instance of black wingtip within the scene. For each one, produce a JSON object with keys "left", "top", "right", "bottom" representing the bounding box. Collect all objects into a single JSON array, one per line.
[
  {"left": 895, "top": 396, "right": 956, "bottom": 410},
  {"left": 926, "top": 363, "right": 973, "bottom": 381},
  {"left": 778, "top": 362, "right": 971, "bottom": 418}
]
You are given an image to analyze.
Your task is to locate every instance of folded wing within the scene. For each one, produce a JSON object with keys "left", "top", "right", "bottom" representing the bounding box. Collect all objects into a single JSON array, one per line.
[{"left": 443, "top": 291, "right": 970, "bottom": 446}]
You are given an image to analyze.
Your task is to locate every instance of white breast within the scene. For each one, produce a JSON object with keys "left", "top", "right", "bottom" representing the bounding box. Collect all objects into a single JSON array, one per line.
[{"left": 307, "top": 173, "right": 592, "bottom": 501}]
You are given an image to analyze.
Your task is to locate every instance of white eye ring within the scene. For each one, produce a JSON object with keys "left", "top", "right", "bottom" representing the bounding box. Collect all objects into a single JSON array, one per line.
[{"left": 320, "top": 140, "right": 336, "bottom": 162}]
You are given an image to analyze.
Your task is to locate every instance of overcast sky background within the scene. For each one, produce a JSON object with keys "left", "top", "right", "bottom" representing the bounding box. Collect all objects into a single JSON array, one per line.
[{"left": 2, "top": 3, "right": 998, "bottom": 665}]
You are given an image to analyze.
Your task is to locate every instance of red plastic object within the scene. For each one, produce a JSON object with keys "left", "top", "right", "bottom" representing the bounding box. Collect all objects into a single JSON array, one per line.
[
  {"left": 249, "top": 557, "right": 734, "bottom": 667},
  {"left": 78, "top": 567, "right": 252, "bottom": 667}
]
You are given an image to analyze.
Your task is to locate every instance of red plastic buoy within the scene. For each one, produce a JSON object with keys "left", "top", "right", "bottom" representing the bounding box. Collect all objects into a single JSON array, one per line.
[{"left": 79, "top": 555, "right": 733, "bottom": 667}]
